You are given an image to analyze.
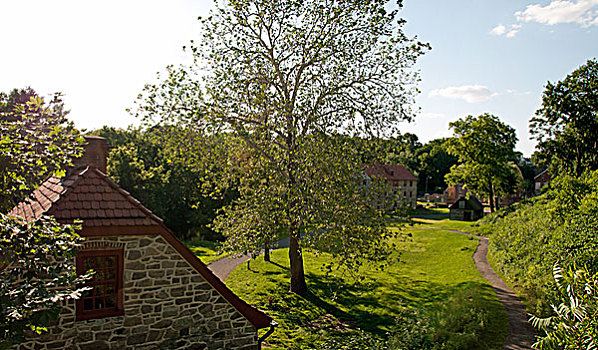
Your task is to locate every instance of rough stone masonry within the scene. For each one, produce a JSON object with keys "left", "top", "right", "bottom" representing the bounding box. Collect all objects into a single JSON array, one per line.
[{"left": 16, "top": 235, "right": 259, "bottom": 350}]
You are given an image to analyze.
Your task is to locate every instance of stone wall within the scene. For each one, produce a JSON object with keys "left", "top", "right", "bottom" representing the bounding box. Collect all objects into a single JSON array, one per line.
[{"left": 16, "top": 235, "right": 258, "bottom": 350}]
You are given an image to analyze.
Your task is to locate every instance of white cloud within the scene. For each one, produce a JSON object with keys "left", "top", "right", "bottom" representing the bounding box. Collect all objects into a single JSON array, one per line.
[
  {"left": 515, "top": 0, "right": 598, "bottom": 26},
  {"left": 429, "top": 85, "right": 499, "bottom": 103},
  {"left": 490, "top": 24, "right": 507, "bottom": 35},
  {"left": 490, "top": 24, "right": 522, "bottom": 38}
]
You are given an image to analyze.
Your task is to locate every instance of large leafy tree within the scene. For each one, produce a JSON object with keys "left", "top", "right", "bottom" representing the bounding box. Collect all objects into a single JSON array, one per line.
[
  {"left": 530, "top": 59, "right": 598, "bottom": 176},
  {"left": 445, "top": 114, "right": 519, "bottom": 212},
  {"left": 415, "top": 138, "right": 457, "bottom": 193},
  {"left": 0, "top": 89, "right": 87, "bottom": 347},
  {"left": 135, "top": 0, "right": 428, "bottom": 293}
]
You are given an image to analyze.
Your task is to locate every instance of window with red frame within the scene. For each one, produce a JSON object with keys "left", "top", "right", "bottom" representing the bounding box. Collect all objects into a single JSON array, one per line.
[{"left": 76, "top": 249, "right": 124, "bottom": 320}]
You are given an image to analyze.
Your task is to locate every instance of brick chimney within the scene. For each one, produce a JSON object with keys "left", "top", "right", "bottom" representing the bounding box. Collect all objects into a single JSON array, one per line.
[{"left": 76, "top": 135, "right": 109, "bottom": 173}]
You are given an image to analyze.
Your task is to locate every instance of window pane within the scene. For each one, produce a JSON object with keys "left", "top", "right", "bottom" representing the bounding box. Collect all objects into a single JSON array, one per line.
[
  {"left": 105, "top": 296, "right": 115, "bottom": 308},
  {"left": 77, "top": 251, "right": 121, "bottom": 319},
  {"left": 105, "top": 268, "right": 115, "bottom": 280},
  {"left": 94, "top": 284, "right": 105, "bottom": 297},
  {"left": 105, "top": 256, "right": 116, "bottom": 267},
  {"left": 106, "top": 283, "right": 115, "bottom": 295},
  {"left": 84, "top": 258, "right": 95, "bottom": 271},
  {"left": 83, "top": 298, "right": 93, "bottom": 311},
  {"left": 82, "top": 288, "right": 93, "bottom": 298}
]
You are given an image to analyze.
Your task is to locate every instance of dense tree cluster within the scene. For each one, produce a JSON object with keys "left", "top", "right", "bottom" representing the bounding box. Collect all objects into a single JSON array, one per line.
[{"left": 90, "top": 126, "right": 235, "bottom": 241}]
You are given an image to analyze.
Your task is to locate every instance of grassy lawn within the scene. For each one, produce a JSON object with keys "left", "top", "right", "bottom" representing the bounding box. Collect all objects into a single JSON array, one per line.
[
  {"left": 410, "top": 217, "right": 478, "bottom": 233},
  {"left": 184, "top": 240, "right": 228, "bottom": 265},
  {"left": 226, "top": 220, "right": 507, "bottom": 349}
]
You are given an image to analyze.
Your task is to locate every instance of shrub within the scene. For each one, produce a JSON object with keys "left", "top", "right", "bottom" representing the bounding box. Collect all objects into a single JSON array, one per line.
[{"left": 531, "top": 265, "right": 598, "bottom": 350}]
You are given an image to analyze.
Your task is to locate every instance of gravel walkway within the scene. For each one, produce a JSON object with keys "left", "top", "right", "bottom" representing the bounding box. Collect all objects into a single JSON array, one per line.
[{"left": 447, "top": 229, "right": 537, "bottom": 350}]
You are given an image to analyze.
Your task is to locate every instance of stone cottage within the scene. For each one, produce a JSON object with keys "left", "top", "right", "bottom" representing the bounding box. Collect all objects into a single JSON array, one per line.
[
  {"left": 363, "top": 163, "right": 418, "bottom": 209},
  {"left": 9, "top": 136, "right": 275, "bottom": 350},
  {"left": 449, "top": 196, "right": 484, "bottom": 221}
]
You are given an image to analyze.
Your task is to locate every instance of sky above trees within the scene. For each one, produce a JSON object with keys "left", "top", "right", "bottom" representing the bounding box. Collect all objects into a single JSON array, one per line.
[{"left": 1, "top": 0, "right": 596, "bottom": 156}]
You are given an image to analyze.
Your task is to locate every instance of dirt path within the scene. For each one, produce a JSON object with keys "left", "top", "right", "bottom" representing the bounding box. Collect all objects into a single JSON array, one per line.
[
  {"left": 447, "top": 229, "right": 536, "bottom": 350},
  {"left": 207, "top": 238, "right": 292, "bottom": 281},
  {"left": 207, "top": 254, "right": 251, "bottom": 281}
]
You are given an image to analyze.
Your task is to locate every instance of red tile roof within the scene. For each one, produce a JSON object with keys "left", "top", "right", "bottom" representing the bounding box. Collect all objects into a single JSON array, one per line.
[
  {"left": 364, "top": 163, "right": 417, "bottom": 181},
  {"left": 9, "top": 166, "right": 274, "bottom": 329}
]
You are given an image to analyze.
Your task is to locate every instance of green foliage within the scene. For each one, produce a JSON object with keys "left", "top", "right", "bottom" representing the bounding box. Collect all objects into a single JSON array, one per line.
[
  {"left": 0, "top": 88, "right": 87, "bottom": 346},
  {"left": 319, "top": 289, "right": 501, "bottom": 350},
  {"left": 415, "top": 138, "right": 457, "bottom": 193},
  {"left": 91, "top": 126, "right": 234, "bottom": 241},
  {"left": 531, "top": 265, "right": 598, "bottom": 350},
  {"left": 185, "top": 239, "right": 228, "bottom": 265},
  {"left": 0, "top": 214, "right": 90, "bottom": 347},
  {"left": 445, "top": 113, "right": 521, "bottom": 212},
  {"left": 134, "top": 0, "right": 429, "bottom": 293},
  {"left": 482, "top": 170, "right": 598, "bottom": 316},
  {"left": 350, "top": 133, "right": 422, "bottom": 172},
  {"left": 0, "top": 88, "right": 83, "bottom": 213},
  {"left": 530, "top": 59, "right": 598, "bottom": 176}
]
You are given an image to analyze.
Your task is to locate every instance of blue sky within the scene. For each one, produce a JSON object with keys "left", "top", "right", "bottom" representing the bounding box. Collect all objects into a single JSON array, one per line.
[{"left": 1, "top": 0, "right": 597, "bottom": 156}]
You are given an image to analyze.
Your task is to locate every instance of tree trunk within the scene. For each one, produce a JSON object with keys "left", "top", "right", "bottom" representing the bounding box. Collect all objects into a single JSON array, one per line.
[
  {"left": 287, "top": 150, "right": 308, "bottom": 294},
  {"left": 288, "top": 228, "right": 307, "bottom": 294},
  {"left": 264, "top": 239, "right": 270, "bottom": 262},
  {"left": 489, "top": 184, "right": 495, "bottom": 213}
]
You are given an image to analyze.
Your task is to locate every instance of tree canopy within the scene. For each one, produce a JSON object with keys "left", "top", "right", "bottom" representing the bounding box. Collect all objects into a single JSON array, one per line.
[
  {"left": 414, "top": 138, "right": 457, "bottom": 193},
  {"left": 530, "top": 59, "right": 598, "bottom": 176},
  {"left": 445, "top": 113, "right": 520, "bottom": 212},
  {"left": 0, "top": 88, "right": 87, "bottom": 347},
  {"left": 135, "top": 0, "right": 428, "bottom": 294},
  {"left": 0, "top": 88, "right": 82, "bottom": 213},
  {"left": 90, "top": 126, "right": 236, "bottom": 241}
]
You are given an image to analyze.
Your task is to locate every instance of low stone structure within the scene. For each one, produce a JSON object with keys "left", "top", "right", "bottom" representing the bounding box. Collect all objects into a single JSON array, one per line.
[
  {"left": 449, "top": 196, "right": 484, "bottom": 221},
  {"left": 10, "top": 136, "right": 274, "bottom": 350}
]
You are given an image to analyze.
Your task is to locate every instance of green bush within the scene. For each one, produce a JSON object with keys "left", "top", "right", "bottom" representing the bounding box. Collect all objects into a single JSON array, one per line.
[
  {"left": 482, "top": 170, "right": 598, "bottom": 316},
  {"left": 531, "top": 265, "right": 598, "bottom": 349}
]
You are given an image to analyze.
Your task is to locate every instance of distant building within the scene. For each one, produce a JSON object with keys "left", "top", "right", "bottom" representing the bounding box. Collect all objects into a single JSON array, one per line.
[
  {"left": 534, "top": 169, "right": 551, "bottom": 195},
  {"left": 423, "top": 192, "right": 446, "bottom": 204},
  {"left": 444, "top": 184, "right": 468, "bottom": 205},
  {"left": 449, "top": 196, "right": 484, "bottom": 221},
  {"left": 363, "top": 163, "right": 418, "bottom": 209}
]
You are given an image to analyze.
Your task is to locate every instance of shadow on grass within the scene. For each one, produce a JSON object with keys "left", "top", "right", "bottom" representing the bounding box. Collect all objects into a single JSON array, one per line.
[
  {"left": 268, "top": 260, "right": 289, "bottom": 270},
  {"left": 232, "top": 252, "right": 507, "bottom": 349},
  {"left": 295, "top": 273, "right": 497, "bottom": 337}
]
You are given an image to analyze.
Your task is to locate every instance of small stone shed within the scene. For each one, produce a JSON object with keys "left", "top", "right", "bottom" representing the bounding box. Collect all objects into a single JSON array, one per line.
[
  {"left": 9, "top": 136, "right": 274, "bottom": 350},
  {"left": 449, "top": 196, "right": 484, "bottom": 221}
]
